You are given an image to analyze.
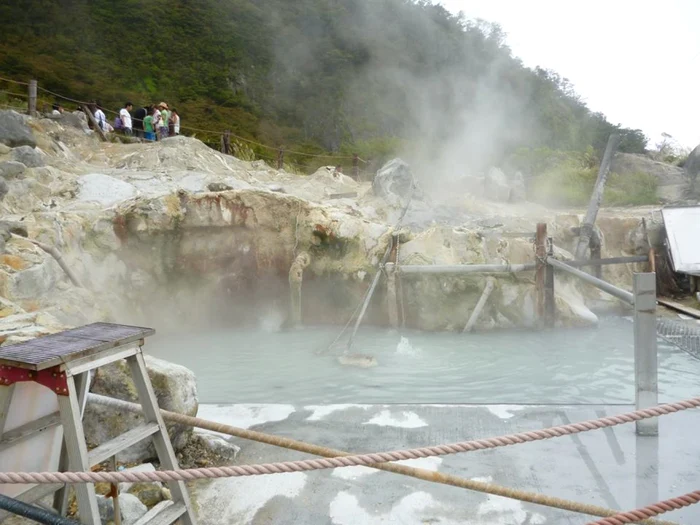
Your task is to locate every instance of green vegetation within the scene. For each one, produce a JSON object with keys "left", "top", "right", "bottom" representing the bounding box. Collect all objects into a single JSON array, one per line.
[
  {"left": 0, "top": 0, "right": 648, "bottom": 173},
  {"left": 526, "top": 151, "right": 658, "bottom": 207}
]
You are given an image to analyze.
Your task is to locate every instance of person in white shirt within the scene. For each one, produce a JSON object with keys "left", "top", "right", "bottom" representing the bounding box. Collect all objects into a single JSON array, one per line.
[
  {"left": 120, "top": 102, "right": 133, "bottom": 136},
  {"left": 170, "top": 108, "right": 180, "bottom": 135},
  {"left": 93, "top": 102, "right": 107, "bottom": 132}
]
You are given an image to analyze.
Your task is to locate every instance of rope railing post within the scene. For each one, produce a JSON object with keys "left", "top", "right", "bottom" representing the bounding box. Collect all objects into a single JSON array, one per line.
[
  {"left": 353, "top": 153, "right": 359, "bottom": 180},
  {"left": 277, "top": 147, "right": 285, "bottom": 170},
  {"left": 28, "top": 79, "right": 37, "bottom": 116},
  {"left": 634, "top": 272, "right": 658, "bottom": 436}
]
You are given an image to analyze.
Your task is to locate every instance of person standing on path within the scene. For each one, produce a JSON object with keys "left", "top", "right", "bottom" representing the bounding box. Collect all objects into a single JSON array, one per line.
[
  {"left": 169, "top": 108, "right": 180, "bottom": 136},
  {"left": 151, "top": 105, "right": 163, "bottom": 140},
  {"left": 133, "top": 105, "right": 147, "bottom": 138},
  {"left": 158, "top": 102, "right": 169, "bottom": 140},
  {"left": 120, "top": 102, "right": 134, "bottom": 136},
  {"left": 93, "top": 102, "right": 107, "bottom": 132},
  {"left": 143, "top": 105, "right": 156, "bottom": 141}
]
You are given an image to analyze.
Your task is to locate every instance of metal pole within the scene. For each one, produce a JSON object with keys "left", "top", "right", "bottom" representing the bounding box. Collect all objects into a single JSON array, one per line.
[
  {"left": 398, "top": 263, "right": 536, "bottom": 275},
  {"left": 575, "top": 133, "right": 621, "bottom": 259},
  {"left": 633, "top": 272, "right": 658, "bottom": 436},
  {"left": 546, "top": 257, "right": 634, "bottom": 304},
  {"left": 28, "top": 79, "right": 37, "bottom": 116},
  {"left": 386, "top": 263, "right": 399, "bottom": 329}
]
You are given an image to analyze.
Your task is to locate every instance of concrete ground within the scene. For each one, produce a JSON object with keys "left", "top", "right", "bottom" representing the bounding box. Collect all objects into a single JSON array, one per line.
[{"left": 189, "top": 403, "right": 700, "bottom": 524}]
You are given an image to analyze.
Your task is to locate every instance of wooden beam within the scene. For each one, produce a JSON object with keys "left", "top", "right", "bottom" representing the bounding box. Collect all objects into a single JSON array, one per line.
[
  {"left": 81, "top": 104, "right": 107, "bottom": 142},
  {"left": 657, "top": 297, "right": 700, "bottom": 319},
  {"left": 535, "top": 223, "right": 547, "bottom": 326}
]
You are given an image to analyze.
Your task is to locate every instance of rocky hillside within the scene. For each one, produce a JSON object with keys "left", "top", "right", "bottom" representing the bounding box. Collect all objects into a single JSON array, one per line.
[
  {"left": 0, "top": 109, "right": 663, "bottom": 345},
  {"left": 0, "top": 0, "right": 648, "bottom": 168}
]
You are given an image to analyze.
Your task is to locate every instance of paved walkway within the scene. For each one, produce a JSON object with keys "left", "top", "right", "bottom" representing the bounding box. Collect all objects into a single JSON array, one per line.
[{"left": 190, "top": 403, "right": 700, "bottom": 524}]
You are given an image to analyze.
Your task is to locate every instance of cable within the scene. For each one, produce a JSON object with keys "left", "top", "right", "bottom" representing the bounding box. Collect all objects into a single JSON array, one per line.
[
  {"left": 0, "top": 90, "right": 28, "bottom": 98},
  {"left": 0, "top": 76, "right": 29, "bottom": 86},
  {"left": 0, "top": 494, "right": 80, "bottom": 525}
]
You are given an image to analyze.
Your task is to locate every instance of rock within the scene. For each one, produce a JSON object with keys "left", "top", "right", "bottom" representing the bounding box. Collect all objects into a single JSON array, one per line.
[
  {"left": 0, "top": 177, "right": 7, "bottom": 202},
  {"left": 612, "top": 152, "right": 687, "bottom": 202},
  {"left": 84, "top": 356, "right": 198, "bottom": 462},
  {"left": 0, "top": 143, "right": 11, "bottom": 155},
  {"left": 373, "top": 158, "right": 416, "bottom": 206},
  {"left": 207, "top": 182, "right": 233, "bottom": 192},
  {"left": 0, "top": 110, "right": 36, "bottom": 148},
  {"left": 118, "top": 463, "right": 157, "bottom": 494},
  {"left": 194, "top": 432, "right": 241, "bottom": 462},
  {"left": 127, "top": 482, "right": 165, "bottom": 507},
  {"left": 77, "top": 173, "right": 137, "bottom": 205},
  {"left": 0, "top": 220, "right": 28, "bottom": 240},
  {"left": 686, "top": 144, "right": 700, "bottom": 196},
  {"left": 97, "top": 493, "right": 147, "bottom": 525},
  {"left": 484, "top": 168, "right": 512, "bottom": 202},
  {"left": 11, "top": 145, "right": 45, "bottom": 168},
  {"left": 0, "top": 161, "right": 26, "bottom": 179}
]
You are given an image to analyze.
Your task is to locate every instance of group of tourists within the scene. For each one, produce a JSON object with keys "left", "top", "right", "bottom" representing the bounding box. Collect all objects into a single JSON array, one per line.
[{"left": 82, "top": 101, "right": 180, "bottom": 141}]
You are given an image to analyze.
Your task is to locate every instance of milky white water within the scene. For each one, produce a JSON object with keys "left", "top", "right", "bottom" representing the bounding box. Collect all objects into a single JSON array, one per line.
[{"left": 146, "top": 318, "right": 699, "bottom": 405}]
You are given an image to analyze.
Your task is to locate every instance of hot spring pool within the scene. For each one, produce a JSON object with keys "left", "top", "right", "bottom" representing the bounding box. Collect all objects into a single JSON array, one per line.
[{"left": 145, "top": 317, "right": 699, "bottom": 405}]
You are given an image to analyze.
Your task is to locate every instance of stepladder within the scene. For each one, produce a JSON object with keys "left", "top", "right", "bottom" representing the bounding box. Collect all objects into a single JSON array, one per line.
[{"left": 0, "top": 322, "right": 196, "bottom": 525}]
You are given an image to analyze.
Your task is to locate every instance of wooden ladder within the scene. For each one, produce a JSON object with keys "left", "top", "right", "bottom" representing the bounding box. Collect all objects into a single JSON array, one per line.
[{"left": 0, "top": 322, "right": 196, "bottom": 525}]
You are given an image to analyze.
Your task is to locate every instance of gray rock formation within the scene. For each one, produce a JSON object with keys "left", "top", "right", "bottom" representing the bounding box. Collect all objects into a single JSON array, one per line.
[
  {"left": 84, "top": 356, "right": 198, "bottom": 462},
  {"left": 611, "top": 152, "right": 687, "bottom": 202},
  {"left": 0, "top": 110, "right": 36, "bottom": 148},
  {"left": 373, "top": 158, "right": 416, "bottom": 206},
  {"left": 685, "top": 144, "right": 700, "bottom": 197},
  {"left": 11, "top": 145, "right": 45, "bottom": 167},
  {"left": 0, "top": 177, "right": 7, "bottom": 202},
  {"left": 0, "top": 161, "right": 26, "bottom": 179},
  {"left": 97, "top": 493, "right": 147, "bottom": 525},
  {"left": 193, "top": 432, "right": 241, "bottom": 462}
]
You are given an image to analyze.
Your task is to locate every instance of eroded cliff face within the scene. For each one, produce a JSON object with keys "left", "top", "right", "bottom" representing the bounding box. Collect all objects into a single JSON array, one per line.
[{"left": 0, "top": 111, "right": 660, "bottom": 339}]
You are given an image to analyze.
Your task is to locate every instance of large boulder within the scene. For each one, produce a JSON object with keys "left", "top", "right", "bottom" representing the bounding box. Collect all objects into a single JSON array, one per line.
[
  {"left": 11, "top": 145, "right": 45, "bottom": 168},
  {"left": 373, "top": 158, "right": 416, "bottom": 207},
  {"left": 0, "top": 161, "right": 26, "bottom": 179},
  {"left": 84, "top": 356, "right": 198, "bottom": 462},
  {"left": 0, "top": 110, "right": 36, "bottom": 148},
  {"left": 97, "top": 493, "right": 147, "bottom": 525},
  {"left": 612, "top": 152, "right": 687, "bottom": 202},
  {"left": 686, "top": 144, "right": 700, "bottom": 196}
]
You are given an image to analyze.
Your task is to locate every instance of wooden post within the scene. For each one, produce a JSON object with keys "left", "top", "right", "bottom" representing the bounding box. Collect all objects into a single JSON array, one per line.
[
  {"left": 386, "top": 264, "right": 399, "bottom": 329},
  {"left": 544, "top": 236, "right": 555, "bottom": 328},
  {"left": 277, "top": 148, "right": 285, "bottom": 170},
  {"left": 221, "top": 130, "right": 231, "bottom": 155},
  {"left": 353, "top": 153, "right": 359, "bottom": 180},
  {"left": 575, "top": 133, "right": 621, "bottom": 260},
  {"left": 81, "top": 104, "right": 107, "bottom": 142},
  {"left": 28, "top": 79, "right": 37, "bottom": 116},
  {"left": 535, "top": 223, "right": 547, "bottom": 327},
  {"left": 289, "top": 253, "right": 310, "bottom": 328},
  {"left": 633, "top": 273, "right": 658, "bottom": 436}
]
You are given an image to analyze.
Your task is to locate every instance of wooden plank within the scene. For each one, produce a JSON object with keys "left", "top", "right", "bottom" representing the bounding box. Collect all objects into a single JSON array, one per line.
[
  {"left": 57, "top": 375, "right": 100, "bottom": 524},
  {"left": 0, "top": 411, "right": 60, "bottom": 452},
  {"left": 67, "top": 345, "right": 140, "bottom": 376},
  {"left": 0, "top": 323, "right": 153, "bottom": 370},
  {"left": 132, "top": 500, "right": 175, "bottom": 525},
  {"left": 657, "top": 297, "right": 700, "bottom": 320},
  {"left": 127, "top": 353, "right": 195, "bottom": 525},
  {"left": 88, "top": 423, "right": 159, "bottom": 467}
]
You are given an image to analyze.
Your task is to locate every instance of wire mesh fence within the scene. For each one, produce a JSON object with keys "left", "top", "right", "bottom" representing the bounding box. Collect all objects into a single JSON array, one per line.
[{"left": 657, "top": 317, "right": 700, "bottom": 360}]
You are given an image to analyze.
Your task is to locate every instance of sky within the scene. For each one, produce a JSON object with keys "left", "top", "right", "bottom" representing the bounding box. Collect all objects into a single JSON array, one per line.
[{"left": 438, "top": 0, "right": 700, "bottom": 149}]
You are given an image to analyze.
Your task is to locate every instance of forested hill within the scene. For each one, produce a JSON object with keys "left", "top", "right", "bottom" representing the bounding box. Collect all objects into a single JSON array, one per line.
[{"left": 0, "top": 0, "right": 647, "bottom": 169}]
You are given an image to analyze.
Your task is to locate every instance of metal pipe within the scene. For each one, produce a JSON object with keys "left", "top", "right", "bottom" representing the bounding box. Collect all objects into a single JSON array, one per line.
[
  {"left": 546, "top": 257, "right": 634, "bottom": 305},
  {"left": 562, "top": 255, "right": 649, "bottom": 268},
  {"left": 633, "top": 273, "right": 658, "bottom": 436},
  {"left": 0, "top": 494, "right": 79, "bottom": 525},
  {"left": 398, "top": 263, "right": 535, "bottom": 275}
]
